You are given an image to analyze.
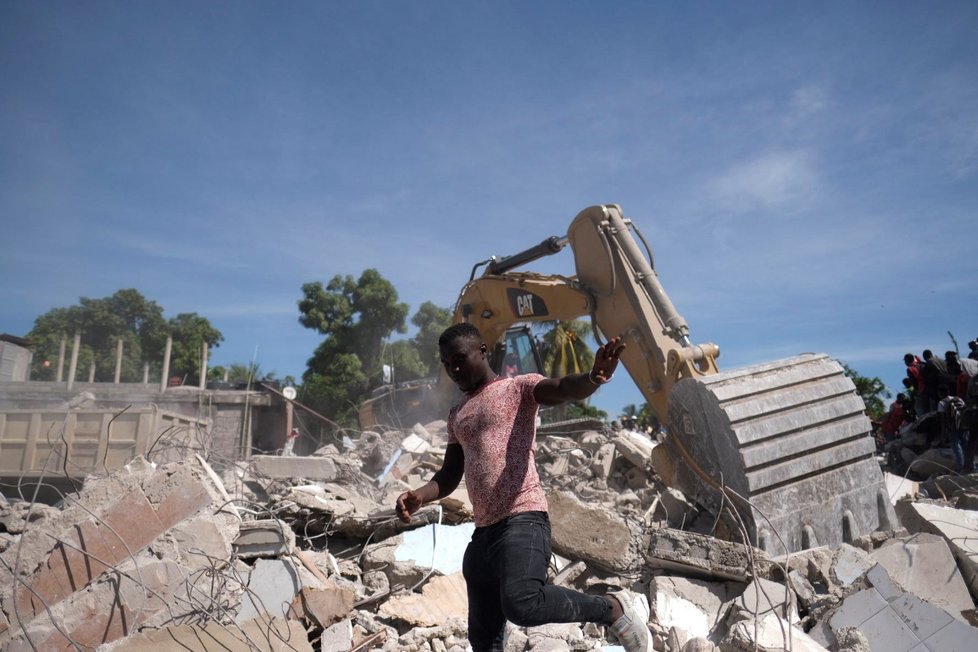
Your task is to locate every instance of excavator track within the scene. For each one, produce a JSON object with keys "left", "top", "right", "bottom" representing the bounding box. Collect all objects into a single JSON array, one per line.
[{"left": 665, "top": 353, "right": 896, "bottom": 553}]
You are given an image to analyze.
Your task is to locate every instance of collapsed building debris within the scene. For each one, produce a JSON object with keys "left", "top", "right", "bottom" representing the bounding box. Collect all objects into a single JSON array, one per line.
[{"left": 0, "top": 418, "right": 975, "bottom": 651}]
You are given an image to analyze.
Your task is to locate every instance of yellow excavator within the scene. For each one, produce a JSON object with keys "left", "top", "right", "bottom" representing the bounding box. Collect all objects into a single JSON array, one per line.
[{"left": 360, "top": 204, "right": 895, "bottom": 554}]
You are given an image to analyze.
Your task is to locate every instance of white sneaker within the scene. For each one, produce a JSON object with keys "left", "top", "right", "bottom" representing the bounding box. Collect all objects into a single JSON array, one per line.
[{"left": 608, "top": 590, "right": 653, "bottom": 652}]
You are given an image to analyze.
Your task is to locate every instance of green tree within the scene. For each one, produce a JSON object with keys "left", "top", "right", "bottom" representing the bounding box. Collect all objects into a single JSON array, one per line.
[
  {"left": 298, "top": 269, "right": 409, "bottom": 426},
  {"left": 842, "top": 362, "right": 891, "bottom": 420},
  {"left": 386, "top": 340, "right": 427, "bottom": 383},
  {"left": 411, "top": 301, "right": 453, "bottom": 376},
  {"left": 25, "top": 289, "right": 211, "bottom": 382},
  {"left": 166, "top": 312, "right": 224, "bottom": 385}
]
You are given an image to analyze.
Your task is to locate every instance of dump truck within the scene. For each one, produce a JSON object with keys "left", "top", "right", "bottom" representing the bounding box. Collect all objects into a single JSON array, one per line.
[{"left": 360, "top": 204, "right": 895, "bottom": 553}]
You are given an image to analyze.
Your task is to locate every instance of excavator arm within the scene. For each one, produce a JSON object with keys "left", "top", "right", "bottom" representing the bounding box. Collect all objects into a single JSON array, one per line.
[{"left": 454, "top": 204, "right": 720, "bottom": 424}]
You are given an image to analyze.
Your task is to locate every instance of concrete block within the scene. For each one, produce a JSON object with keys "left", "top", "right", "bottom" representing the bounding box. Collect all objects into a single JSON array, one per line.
[
  {"left": 871, "top": 532, "right": 974, "bottom": 621},
  {"left": 647, "top": 528, "right": 771, "bottom": 581},
  {"left": 251, "top": 455, "right": 339, "bottom": 480},
  {"left": 613, "top": 431, "right": 655, "bottom": 468},
  {"left": 904, "top": 502, "right": 978, "bottom": 600},
  {"left": 547, "top": 490, "right": 635, "bottom": 572}
]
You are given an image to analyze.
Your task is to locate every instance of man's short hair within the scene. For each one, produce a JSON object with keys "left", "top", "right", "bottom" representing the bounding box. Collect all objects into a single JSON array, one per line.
[{"left": 439, "top": 323, "right": 483, "bottom": 347}]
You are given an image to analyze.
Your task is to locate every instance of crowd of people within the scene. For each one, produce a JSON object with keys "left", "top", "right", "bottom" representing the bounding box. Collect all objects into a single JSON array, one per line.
[{"left": 878, "top": 340, "right": 978, "bottom": 473}]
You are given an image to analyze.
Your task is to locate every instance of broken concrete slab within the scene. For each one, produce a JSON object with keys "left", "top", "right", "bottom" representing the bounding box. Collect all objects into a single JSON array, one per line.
[
  {"left": 871, "top": 532, "right": 974, "bottom": 621},
  {"left": 646, "top": 528, "right": 771, "bottom": 582},
  {"left": 233, "top": 519, "right": 296, "bottom": 558},
  {"left": 831, "top": 544, "right": 876, "bottom": 589},
  {"left": 107, "top": 616, "right": 313, "bottom": 651},
  {"left": 901, "top": 502, "right": 978, "bottom": 600},
  {"left": 394, "top": 522, "right": 475, "bottom": 576},
  {"left": 235, "top": 557, "right": 324, "bottom": 624},
  {"left": 0, "top": 456, "right": 236, "bottom": 649},
  {"left": 547, "top": 490, "right": 636, "bottom": 573},
  {"left": 722, "top": 612, "right": 828, "bottom": 652},
  {"left": 378, "top": 572, "right": 468, "bottom": 626},
  {"left": 287, "top": 584, "right": 355, "bottom": 628},
  {"left": 650, "top": 576, "right": 738, "bottom": 642},
  {"left": 827, "top": 563, "right": 978, "bottom": 651},
  {"left": 251, "top": 455, "right": 339, "bottom": 480}
]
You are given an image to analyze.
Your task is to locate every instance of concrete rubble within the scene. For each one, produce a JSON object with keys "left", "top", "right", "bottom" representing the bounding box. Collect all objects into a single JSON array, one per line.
[{"left": 0, "top": 420, "right": 975, "bottom": 651}]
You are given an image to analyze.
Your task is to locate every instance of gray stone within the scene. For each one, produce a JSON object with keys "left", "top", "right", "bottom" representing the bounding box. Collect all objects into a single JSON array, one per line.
[
  {"left": 547, "top": 490, "right": 635, "bottom": 572},
  {"left": 871, "top": 532, "right": 974, "bottom": 621},
  {"left": 251, "top": 454, "right": 338, "bottom": 480}
]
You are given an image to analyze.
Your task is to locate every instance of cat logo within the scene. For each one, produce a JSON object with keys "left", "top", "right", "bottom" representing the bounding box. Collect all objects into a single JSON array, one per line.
[{"left": 506, "top": 288, "right": 549, "bottom": 318}]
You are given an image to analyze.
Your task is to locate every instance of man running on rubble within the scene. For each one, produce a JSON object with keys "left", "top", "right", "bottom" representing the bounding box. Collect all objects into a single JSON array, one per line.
[{"left": 395, "top": 323, "right": 653, "bottom": 652}]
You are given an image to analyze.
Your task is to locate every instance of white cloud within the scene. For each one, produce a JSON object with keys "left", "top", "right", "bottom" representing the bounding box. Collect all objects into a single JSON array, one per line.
[{"left": 710, "top": 150, "right": 819, "bottom": 212}]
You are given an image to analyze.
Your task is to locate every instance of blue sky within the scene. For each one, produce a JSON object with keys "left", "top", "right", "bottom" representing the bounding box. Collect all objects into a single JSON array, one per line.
[{"left": 2, "top": 2, "right": 976, "bottom": 418}]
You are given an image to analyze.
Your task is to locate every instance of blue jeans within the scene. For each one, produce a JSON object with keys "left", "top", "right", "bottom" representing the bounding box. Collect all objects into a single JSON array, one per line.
[
  {"left": 462, "top": 511, "right": 611, "bottom": 652},
  {"left": 950, "top": 428, "right": 968, "bottom": 471}
]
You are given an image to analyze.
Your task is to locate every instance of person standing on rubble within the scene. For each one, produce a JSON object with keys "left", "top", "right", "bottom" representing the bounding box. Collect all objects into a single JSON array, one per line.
[{"left": 395, "top": 323, "right": 653, "bottom": 652}]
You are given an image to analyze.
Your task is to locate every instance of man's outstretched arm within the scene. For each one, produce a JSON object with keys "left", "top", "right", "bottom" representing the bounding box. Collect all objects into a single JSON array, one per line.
[
  {"left": 395, "top": 442, "right": 465, "bottom": 523},
  {"left": 533, "top": 336, "right": 626, "bottom": 406}
]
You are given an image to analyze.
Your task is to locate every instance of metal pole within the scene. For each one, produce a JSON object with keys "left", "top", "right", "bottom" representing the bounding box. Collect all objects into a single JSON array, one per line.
[
  {"left": 114, "top": 338, "right": 124, "bottom": 383},
  {"left": 56, "top": 335, "right": 66, "bottom": 382},
  {"left": 199, "top": 342, "right": 208, "bottom": 389},
  {"left": 142, "top": 362, "right": 150, "bottom": 384},
  {"left": 67, "top": 332, "right": 80, "bottom": 391},
  {"left": 160, "top": 335, "right": 172, "bottom": 393},
  {"left": 87, "top": 362, "right": 95, "bottom": 383}
]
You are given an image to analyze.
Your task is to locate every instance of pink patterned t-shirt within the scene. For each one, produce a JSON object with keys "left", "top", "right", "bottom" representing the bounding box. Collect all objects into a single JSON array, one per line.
[{"left": 447, "top": 374, "right": 549, "bottom": 527}]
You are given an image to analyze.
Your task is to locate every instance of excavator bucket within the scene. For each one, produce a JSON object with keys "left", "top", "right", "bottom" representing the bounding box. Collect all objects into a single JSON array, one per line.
[{"left": 664, "top": 353, "right": 897, "bottom": 554}]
